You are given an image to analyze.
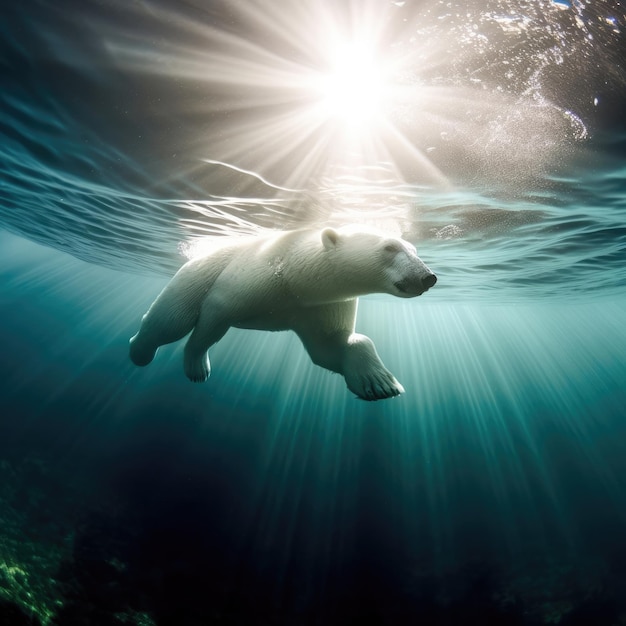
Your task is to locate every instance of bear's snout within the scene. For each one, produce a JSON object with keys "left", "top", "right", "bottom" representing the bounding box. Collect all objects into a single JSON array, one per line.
[
  {"left": 422, "top": 273, "right": 437, "bottom": 289},
  {"left": 393, "top": 271, "right": 437, "bottom": 297}
]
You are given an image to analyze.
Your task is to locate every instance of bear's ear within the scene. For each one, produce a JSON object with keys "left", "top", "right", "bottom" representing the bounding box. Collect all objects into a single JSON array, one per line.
[{"left": 321, "top": 228, "right": 340, "bottom": 250}]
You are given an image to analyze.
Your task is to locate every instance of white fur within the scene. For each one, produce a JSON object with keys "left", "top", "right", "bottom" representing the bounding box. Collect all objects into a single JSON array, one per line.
[{"left": 129, "top": 226, "right": 436, "bottom": 400}]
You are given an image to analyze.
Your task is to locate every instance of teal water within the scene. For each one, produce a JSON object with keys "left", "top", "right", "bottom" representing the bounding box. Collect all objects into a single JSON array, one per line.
[{"left": 1, "top": 1, "right": 626, "bottom": 624}]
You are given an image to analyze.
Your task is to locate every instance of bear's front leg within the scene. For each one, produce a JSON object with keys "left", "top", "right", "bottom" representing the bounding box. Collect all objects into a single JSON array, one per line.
[
  {"left": 342, "top": 333, "right": 404, "bottom": 401},
  {"left": 295, "top": 309, "right": 404, "bottom": 401}
]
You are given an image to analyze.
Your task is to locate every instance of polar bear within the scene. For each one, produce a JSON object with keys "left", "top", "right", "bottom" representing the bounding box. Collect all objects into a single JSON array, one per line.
[{"left": 129, "top": 226, "right": 436, "bottom": 400}]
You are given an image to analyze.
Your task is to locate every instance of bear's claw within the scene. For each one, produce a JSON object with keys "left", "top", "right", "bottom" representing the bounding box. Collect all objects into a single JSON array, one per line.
[{"left": 347, "top": 369, "right": 405, "bottom": 401}]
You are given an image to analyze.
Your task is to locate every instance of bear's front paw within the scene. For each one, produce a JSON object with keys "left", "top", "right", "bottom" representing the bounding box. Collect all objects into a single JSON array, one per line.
[
  {"left": 184, "top": 352, "right": 211, "bottom": 383},
  {"left": 345, "top": 367, "right": 405, "bottom": 401}
]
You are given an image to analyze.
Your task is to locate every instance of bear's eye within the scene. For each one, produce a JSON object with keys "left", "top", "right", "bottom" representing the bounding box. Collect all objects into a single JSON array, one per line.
[{"left": 384, "top": 243, "right": 401, "bottom": 254}]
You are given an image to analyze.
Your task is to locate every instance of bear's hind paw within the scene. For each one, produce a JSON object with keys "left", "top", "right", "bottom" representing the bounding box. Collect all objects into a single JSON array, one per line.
[{"left": 129, "top": 334, "right": 157, "bottom": 367}]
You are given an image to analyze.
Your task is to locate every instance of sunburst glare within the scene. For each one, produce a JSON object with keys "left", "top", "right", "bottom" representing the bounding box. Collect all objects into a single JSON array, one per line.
[
  {"left": 312, "top": 41, "right": 389, "bottom": 128},
  {"left": 99, "top": 1, "right": 480, "bottom": 189},
  {"left": 92, "top": 0, "right": 599, "bottom": 215}
]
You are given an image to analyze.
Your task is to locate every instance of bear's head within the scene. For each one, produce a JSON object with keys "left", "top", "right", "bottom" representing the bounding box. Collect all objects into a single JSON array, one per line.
[{"left": 321, "top": 226, "right": 437, "bottom": 298}]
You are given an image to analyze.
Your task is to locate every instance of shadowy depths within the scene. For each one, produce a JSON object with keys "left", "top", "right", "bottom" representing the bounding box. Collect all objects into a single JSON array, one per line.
[
  {"left": 38, "top": 409, "right": 626, "bottom": 626},
  {"left": 0, "top": 601, "right": 42, "bottom": 626},
  {"left": 49, "top": 495, "right": 626, "bottom": 625}
]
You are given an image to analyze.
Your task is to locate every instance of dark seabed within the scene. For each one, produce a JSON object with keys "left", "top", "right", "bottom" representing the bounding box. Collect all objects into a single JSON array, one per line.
[{"left": 1, "top": 1, "right": 626, "bottom": 625}]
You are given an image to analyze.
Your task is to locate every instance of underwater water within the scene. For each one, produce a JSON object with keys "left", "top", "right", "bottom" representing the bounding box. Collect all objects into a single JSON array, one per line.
[{"left": 1, "top": 0, "right": 626, "bottom": 624}]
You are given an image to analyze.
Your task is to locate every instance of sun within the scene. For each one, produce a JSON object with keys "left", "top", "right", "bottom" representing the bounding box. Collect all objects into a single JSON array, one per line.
[{"left": 315, "top": 41, "right": 389, "bottom": 128}]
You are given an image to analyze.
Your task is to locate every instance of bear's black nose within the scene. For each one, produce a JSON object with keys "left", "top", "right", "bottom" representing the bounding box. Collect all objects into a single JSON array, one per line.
[{"left": 423, "top": 274, "right": 437, "bottom": 289}]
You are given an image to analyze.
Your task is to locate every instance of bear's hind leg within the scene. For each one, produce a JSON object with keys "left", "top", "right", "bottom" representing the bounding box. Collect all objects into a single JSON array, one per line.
[{"left": 130, "top": 302, "right": 199, "bottom": 367}]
